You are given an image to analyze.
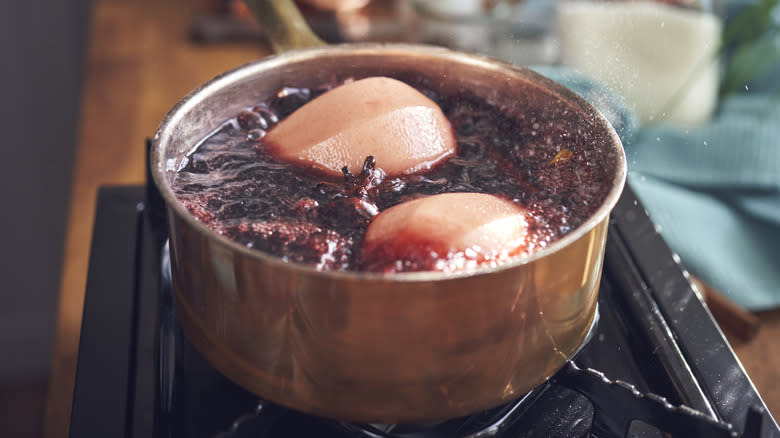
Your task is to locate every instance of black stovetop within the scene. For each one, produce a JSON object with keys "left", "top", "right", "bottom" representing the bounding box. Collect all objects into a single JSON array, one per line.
[{"left": 69, "top": 182, "right": 780, "bottom": 438}]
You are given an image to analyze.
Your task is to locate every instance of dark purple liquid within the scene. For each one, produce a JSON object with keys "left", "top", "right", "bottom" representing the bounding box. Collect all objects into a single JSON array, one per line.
[{"left": 172, "top": 77, "right": 616, "bottom": 272}]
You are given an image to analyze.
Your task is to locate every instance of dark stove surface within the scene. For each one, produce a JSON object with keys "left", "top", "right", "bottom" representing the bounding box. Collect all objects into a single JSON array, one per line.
[{"left": 70, "top": 184, "right": 780, "bottom": 438}]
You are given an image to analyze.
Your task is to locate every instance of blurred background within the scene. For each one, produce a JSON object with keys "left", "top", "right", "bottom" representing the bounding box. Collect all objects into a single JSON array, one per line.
[
  {"left": 1, "top": 0, "right": 779, "bottom": 437},
  {"left": 1, "top": 1, "right": 91, "bottom": 436}
]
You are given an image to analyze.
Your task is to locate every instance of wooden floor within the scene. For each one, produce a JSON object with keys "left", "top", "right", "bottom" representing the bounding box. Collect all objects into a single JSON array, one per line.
[{"left": 42, "top": 0, "right": 780, "bottom": 436}]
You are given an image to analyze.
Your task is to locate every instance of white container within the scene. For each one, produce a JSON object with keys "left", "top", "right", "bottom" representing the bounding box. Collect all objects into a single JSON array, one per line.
[{"left": 557, "top": 1, "right": 722, "bottom": 127}]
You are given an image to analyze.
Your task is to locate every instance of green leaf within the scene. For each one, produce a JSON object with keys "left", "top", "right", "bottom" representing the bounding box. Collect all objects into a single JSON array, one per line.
[
  {"left": 719, "top": 0, "right": 780, "bottom": 101},
  {"left": 720, "top": 29, "right": 780, "bottom": 97}
]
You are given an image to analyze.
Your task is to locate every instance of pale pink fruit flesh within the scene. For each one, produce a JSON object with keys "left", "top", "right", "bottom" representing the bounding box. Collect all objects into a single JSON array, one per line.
[
  {"left": 263, "top": 77, "right": 457, "bottom": 176},
  {"left": 362, "top": 192, "right": 530, "bottom": 272}
]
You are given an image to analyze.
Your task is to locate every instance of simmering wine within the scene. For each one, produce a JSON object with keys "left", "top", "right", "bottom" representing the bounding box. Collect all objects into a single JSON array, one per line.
[{"left": 171, "top": 75, "right": 614, "bottom": 272}]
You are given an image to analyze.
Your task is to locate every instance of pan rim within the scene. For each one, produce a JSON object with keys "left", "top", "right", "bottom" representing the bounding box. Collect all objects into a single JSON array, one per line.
[{"left": 150, "top": 42, "right": 627, "bottom": 283}]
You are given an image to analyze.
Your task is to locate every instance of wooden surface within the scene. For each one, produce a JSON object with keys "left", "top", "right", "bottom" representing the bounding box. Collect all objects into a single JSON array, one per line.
[{"left": 45, "top": 0, "right": 780, "bottom": 436}]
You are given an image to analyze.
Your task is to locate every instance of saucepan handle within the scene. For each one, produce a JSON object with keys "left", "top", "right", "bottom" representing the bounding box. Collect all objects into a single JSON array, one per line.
[{"left": 243, "top": 0, "right": 326, "bottom": 53}]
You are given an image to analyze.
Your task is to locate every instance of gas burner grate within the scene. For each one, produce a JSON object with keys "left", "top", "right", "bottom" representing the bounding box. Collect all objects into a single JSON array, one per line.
[{"left": 338, "top": 386, "right": 550, "bottom": 438}]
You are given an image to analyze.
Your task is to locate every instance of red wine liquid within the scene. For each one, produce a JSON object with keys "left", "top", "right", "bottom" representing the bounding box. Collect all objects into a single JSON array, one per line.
[{"left": 172, "top": 77, "right": 615, "bottom": 272}]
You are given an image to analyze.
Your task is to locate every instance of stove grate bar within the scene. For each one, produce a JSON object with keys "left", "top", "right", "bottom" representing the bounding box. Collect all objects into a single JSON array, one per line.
[{"left": 556, "top": 361, "right": 737, "bottom": 438}]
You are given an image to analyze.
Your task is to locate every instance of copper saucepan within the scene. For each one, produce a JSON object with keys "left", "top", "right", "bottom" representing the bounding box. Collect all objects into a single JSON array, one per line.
[{"left": 150, "top": 0, "right": 626, "bottom": 424}]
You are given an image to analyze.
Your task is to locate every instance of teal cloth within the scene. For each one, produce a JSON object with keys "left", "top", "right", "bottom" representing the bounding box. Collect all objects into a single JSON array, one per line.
[
  {"left": 627, "top": 96, "right": 780, "bottom": 311},
  {"left": 532, "top": 8, "right": 780, "bottom": 310}
]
